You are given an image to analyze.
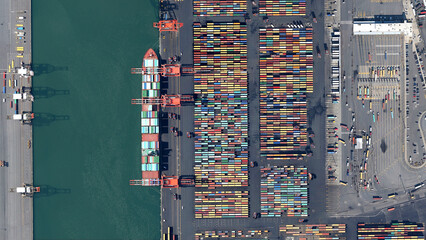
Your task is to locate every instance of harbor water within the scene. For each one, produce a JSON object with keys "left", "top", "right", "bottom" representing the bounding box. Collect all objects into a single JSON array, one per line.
[{"left": 32, "top": 0, "right": 160, "bottom": 239}]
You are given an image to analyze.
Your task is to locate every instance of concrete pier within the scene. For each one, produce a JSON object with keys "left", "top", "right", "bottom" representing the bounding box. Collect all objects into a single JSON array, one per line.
[{"left": 0, "top": 0, "right": 33, "bottom": 239}]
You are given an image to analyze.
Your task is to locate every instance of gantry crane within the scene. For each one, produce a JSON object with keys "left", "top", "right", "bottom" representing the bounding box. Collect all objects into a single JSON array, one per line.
[
  {"left": 153, "top": 20, "right": 183, "bottom": 32},
  {"left": 129, "top": 175, "right": 195, "bottom": 188},
  {"left": 131, "top": 94, "right": 194, "bottom": 108},
  {"left": 9, "top": 184, "right": 40, "bottom": 198},
  {"left": 131, "top": 64, "right": 194, "bottom": 77}
]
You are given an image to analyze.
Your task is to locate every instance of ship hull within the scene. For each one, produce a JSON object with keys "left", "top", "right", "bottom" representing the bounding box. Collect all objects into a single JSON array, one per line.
[{"left": 140, "top": 49, "right": 160, "bottom": 179}]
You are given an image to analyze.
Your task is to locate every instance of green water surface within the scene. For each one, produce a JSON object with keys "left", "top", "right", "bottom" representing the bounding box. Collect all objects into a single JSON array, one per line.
[{"left": 32, "top": 0, "right": 160, "bottom": 239}]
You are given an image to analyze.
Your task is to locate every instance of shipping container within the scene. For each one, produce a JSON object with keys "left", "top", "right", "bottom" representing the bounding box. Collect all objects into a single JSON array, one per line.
[
  {"left": 260, "top": 166, "right": 309, "bottom": 217},
  {"left": 259, "top": 27, "right": 313, "bottom": 158},
  {"left": 280, "top": 224, "right": 346, "bottom": 238},
  {"left": 195, "top": 191, "right": 249, "bottom": 218},
  {"left": 193, "top": 22, "right": 249, "bottom": 188},
  {"left": 357, "top": 222, "right": 424, "bottom": 239},
  {"left": 193, "top": 0, "right": 247, "bottom": 16},
  {"left": 195, "top": 230, "right": 270, "bottom": 240},
  {"left": 258, "top": 0, "right": 307, "bottom": 16}
]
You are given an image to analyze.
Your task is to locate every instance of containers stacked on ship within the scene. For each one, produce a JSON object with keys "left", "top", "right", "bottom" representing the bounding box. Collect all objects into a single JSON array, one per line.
[
  {"left": 260, "top": 166, "right": 308, "bottom": 217},
  {"left": 193, "top": 0, "right": 246, "bottom": 16},
  {"left": 140, "top": 49, "right": 160, "bottom": 180},
  {"left": 259, "top": 0, "right": 306, "bottom": 16},
  {"left": 259, "top": 28, "right": 313, "bottom": 160},
  {"left": 193, "top": 22, "right": 249, "bottom": 189},
  {"left": 194, "top": 191, "right": 249, "bottom": 218}
]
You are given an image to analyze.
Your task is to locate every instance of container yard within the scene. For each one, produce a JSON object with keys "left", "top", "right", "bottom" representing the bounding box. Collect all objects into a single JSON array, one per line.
[
  {"left": 195, "top": 230, "right": 270, "bottom": 239},
  {"left": 280, "top": 224, "right": 347, "bottom": 239},
  {"left": 148, "top": 0, "right": 426, "bottom": 238},
  {"left": 258, "top": 0, "right": 307, "bottom": 16},
  {"left": 193, "top": 22, "right": 249, "bottom": 189},
  {"left": 194, "top": 191, "right": 249, "bottom": 218},
  {"left": 260, "top": 166, "right": 309, "bottom": 217},
  {"left": 193, "top": 0, "right": 247, "bottom": 16},
  {"left": 357, "top": 222, "right": 425, "bottom": 239},
  {"left": 259, "top": 27, "right": 313, "bottom": 160}
]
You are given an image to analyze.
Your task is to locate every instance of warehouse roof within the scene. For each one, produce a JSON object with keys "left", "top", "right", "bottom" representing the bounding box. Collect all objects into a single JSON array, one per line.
[{"left": 353, "top": 22, "right": 413, "bottom": 38}]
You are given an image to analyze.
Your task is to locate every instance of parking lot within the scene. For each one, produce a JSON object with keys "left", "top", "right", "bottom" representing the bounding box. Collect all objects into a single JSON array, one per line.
[
  {"left": 324, "top": 0, "right": 426, "bottom": 219},
  {"left": 353, "top": 0, "right": 403, "bottom": 18},
  {"left": 405, "top": 42, "right": 426, "bottom": 168}
]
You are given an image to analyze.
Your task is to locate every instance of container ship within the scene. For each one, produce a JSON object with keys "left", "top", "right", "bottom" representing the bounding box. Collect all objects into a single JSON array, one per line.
[{"left": 140, "top": 49, "right": 160, "bottom": 180}]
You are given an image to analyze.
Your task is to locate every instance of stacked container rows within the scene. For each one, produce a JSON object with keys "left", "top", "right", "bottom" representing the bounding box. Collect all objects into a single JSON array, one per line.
[
  {"left": 195, "top": 230, "right": 270, "bottom": 239},
  {"left": 195, "top": 191, "right": 249, "bottom": 218},
  {"left": 280, "top": 224, "right": 347, "bottom": 239},
  {"left": 259, "top": 28, "right": 313, "bottom": 160},
  {"left": 193, "top": 0, "right": 247, "bottom": 16},
  {"left": 259, "top": 0, "right": 306, "bottom": 16},
  {"left": 260, "top": 166, "right": 308, "bottom": 217},
  {"left": 193, "top": 22, "right": 249, "bottom": 188},
  {"left": 357, "top": 222, "right": 425, "bottom": 239}
]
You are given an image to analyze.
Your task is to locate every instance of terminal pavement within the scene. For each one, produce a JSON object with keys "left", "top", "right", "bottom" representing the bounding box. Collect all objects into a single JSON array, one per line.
[
  {"left": 0, "top": 0, "right": 33, "bottom": 240},
  {"left": 158, "top": 0, "right": 425, "bottom": 239},
  {"left": 324, "top": 0, "right": 426, "bottom": 218},
  {"left": 159, "top": 0, "right": 330, "bottom": 239}
]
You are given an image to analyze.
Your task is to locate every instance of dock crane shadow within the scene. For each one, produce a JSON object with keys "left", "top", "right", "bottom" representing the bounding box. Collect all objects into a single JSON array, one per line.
[
  {"left": 33, "top": 185, "right": 71, "bottom": 198},
  {"left": 32, "top": 112, "right": 70, "bottom": 127},
  {"left": 160, "top": 142, "right": 170, "bottom": 171},
  {"left": 159, "top": 0, "right": 178, "bottom": 22},
  {"left": 32, "top": 87, "right": 70, "bottom": 99},
  {"left": 32, "top": 63, "right": 68, "bottom": 76}
]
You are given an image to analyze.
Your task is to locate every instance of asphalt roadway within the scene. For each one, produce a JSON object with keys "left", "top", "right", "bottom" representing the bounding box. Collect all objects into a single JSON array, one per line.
[{"left": 0, "top": 0, "right": 33, "bottom": 240}]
